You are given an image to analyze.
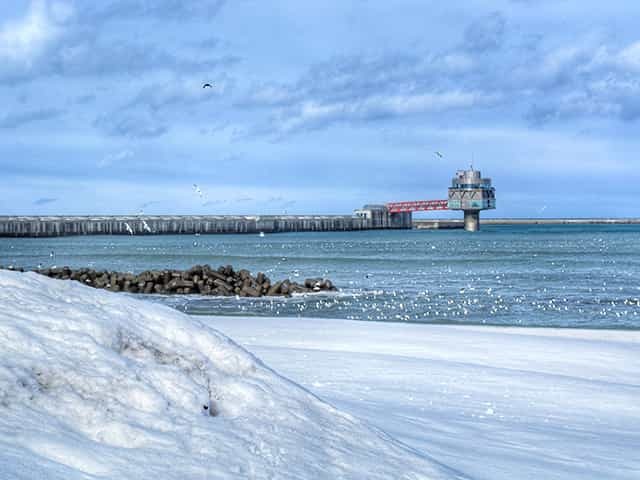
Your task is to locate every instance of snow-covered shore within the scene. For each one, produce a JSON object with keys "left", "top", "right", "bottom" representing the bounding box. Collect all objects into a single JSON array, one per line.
[
  {"left": 0, "top": 271, "right": 457, "bottom": 479},
  {"left": 207, "top": 317, "right": 640, "bottom": 480},
  {"left": 2, "top": 270, "right": 638, "bottom": 479}
]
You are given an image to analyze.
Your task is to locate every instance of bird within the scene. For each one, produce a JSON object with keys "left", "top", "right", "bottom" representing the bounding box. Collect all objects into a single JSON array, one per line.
[
  {"left": 434, "top": 151, "right": 444, "bottom": 158},
  {"left": 202, "top": 83, "right": 213, "bottom": 89}
]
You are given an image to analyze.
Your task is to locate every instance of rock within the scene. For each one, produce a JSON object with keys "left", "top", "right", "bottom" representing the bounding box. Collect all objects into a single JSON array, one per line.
[
  {"left": 209, "top": 271, "right": 227, "bottom": 282},
  {"left": 267, "top": 281, "right": 283, "bottom": 296},
  {"left": 1, "top": 265, "right": 337, "bottom": 298},
  {"left": 213, "top": 279, "right": 233, "bottom": 293},
  {"left": 241, "top": 285, "right": 261, "bottom": 297}
]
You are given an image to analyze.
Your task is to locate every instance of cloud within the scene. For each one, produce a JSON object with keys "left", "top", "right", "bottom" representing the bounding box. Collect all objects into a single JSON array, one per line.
[
  {"left": 239, "top": 48, "right": 503, "bottom": 136},
  {"left": 0, "top": 108, "right": 62, "bottom": 129},
  {"left": 91, "top": 73, "right": 237, "bottom": 139},
  {"left": 264, "top": 196, "right": 297, "bottom": 211},
  {"left": 521, "top": 40, "right": 640, "bottom": 124},
  {"left": 271, "top": 91, "right": 499, "bottom": 134},
  {"left": 202, "top": 199, "right": 228, "bottom": 206},
  {"left": 74, "top": 93, "right": 96, "bottom": 104},
  {"left": 0, "top": 0, "right": 232, "bottom": 84},
  {"left": 98, "top": 149, "right": 134, "bottom": 168},
  {"left": 85, "top": 0, "right": 227, "bottom": 22},
  {"left": 235, "top": 195, "right": 253, "bottom": 202},
  {"left": 239, "top": 17, "right": 640, "bottom": 136},
  {"left": 94, "top": 110, "right": 168, "bottom": 138},
  {"left": 0, "top": 0, "right": 76, "bottom": 83},
  {"left": 463, "top": 12, "right": 506, "bottom": 52},
  {"left": 33, "top": 197, "right": 57, "bottom": 205},
  {"left": 126, "top": 75, "right": 233, "bottom": 112},
  {"left": 0, "top": 1, "right": 65, "bottom": 63}
]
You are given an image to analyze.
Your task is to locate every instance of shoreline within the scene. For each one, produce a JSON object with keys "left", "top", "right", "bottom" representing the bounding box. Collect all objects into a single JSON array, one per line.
[
  {"left": 191, "top": 311, "right": 640, "bottom": 332},
  {"left": 202, "top": 313, "right": 640, "bottom": 340}
]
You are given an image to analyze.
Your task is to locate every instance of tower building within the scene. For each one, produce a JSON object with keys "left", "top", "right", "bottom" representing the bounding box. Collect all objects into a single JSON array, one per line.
[{"left": 447, "top": 168, "right": 495, "bottom": 231}]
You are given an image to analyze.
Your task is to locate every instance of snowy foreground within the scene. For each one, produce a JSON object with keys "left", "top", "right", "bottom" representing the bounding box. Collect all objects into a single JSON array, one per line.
[
  {"left": 0, "top": 271, "right": 458, "bottom": 480},
  {"left": 208, "top": 316, "right": 640, "bottom": 480},
  {"left": 1, "top": 272, "right": 639, "bottom": 480}
]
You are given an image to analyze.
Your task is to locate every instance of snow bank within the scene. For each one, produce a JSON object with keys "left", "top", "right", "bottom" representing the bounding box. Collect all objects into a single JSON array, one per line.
[
  {"left": 0, "top": 271, "right": 457, "bottom": 479},
  {"left": 208, "top": 316, "right": 640, "bottom": 480}
]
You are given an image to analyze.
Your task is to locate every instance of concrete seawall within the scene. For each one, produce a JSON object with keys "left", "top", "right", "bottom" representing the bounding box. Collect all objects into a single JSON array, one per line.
[
  {"left": 413, "top": 218, "right": 640, "bottom": 229},
  {"left": 2, "top": 215, "right": 635, "bottom": 237},
  {"left": 0, "top": 213, "right": 412, "bottom": 237},
  {"left": 481, "top": 218, "right": 640, "bottom": 225}
]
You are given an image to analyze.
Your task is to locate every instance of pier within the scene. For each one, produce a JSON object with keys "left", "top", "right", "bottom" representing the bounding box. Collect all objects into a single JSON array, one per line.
[
  {"left": 0, "top": 212, "right": 412, "bottom": 237},
  {"left": 0, "top": 167, "right": 497, "bottom": 237}
]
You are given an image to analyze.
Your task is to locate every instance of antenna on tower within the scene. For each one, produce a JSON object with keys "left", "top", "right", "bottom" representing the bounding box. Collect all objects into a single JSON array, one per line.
[{"left": 470, "top": 152, "right": 474, "bottom": 171}]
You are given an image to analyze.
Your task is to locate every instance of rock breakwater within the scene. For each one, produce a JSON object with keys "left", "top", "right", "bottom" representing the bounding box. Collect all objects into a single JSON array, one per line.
[{"left": 0, "top": 265, "right": 337, "bottom": 297}]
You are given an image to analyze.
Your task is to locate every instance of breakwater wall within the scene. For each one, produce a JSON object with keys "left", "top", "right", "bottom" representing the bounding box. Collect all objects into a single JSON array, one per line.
[
  {"left": 482, "top": 218, "right": 640, "bottom": 225},
  {"left": 0, "top": 212, "right": 412, "bottom": 237},
  {"left": 413, "top": 218, "right": 640, "bottom": 229},
  {"left": 0, "top": 265, "right": 336, "bottom": 297},
  {"left": 413, "top": 220, "right": 464, "bottom": 230}
]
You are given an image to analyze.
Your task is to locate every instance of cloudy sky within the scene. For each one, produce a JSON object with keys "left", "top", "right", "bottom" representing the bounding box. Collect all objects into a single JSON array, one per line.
[{"left": 1, "top": 0, "right": 639, "bottom": 217}]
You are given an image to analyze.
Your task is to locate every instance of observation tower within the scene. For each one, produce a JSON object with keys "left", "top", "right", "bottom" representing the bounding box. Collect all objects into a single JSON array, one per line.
[{"left": 447, "top": 168, "right": 496, "bottom": 231}]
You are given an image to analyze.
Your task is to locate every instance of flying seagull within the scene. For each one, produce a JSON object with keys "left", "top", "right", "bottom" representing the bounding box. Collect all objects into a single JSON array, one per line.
[
  {"left": 434, "top": 151, "right": 444, "bottom": 158},
  {"left": 202, "top": 83, "right": 213, "bottom": 88}
]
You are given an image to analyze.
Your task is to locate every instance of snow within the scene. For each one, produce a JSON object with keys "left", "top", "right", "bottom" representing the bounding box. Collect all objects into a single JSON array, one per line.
[
  {"left": 2, "top": 270, "right": 639, "bottom": 480},
  {"left": 0, "top": 271, "right": 457, "bottom": 480},
  {"left": 207, "top": 317, "right": 640, "bottom": 480}
]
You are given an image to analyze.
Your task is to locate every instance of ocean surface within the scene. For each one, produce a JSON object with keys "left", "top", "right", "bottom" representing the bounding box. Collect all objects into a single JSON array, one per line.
[{"left": 1, "top": 225, "right": 639, "bottom": 329}]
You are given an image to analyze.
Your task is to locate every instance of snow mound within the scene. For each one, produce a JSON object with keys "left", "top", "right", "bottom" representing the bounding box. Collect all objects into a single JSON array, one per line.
[{"left": 0, "top": 271, "right": 457, "bottom": 479}]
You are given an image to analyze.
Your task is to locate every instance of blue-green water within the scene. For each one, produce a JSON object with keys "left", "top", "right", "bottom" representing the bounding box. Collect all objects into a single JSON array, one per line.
[{"left": 1, "top": 225, "right": 639, "bottom": 329}]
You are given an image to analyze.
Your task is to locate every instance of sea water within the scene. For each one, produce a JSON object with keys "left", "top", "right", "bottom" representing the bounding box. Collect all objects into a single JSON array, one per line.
[{"left": 1, "top": 225, "right": 639, "bottom": 329}]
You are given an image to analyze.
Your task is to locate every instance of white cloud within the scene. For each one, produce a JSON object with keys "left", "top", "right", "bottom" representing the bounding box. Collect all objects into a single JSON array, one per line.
[
  {"left": 98, "top": 149, "right": 134, "bottom": 168},
  {"left": 615, "top": 41, "right": 640, "bottom": 71},
  {"left": 0, "top": 0, "right": 68, "bottom": 64},
  {"left": 275, "top": 91, "right": 498, "bottom": 133}
]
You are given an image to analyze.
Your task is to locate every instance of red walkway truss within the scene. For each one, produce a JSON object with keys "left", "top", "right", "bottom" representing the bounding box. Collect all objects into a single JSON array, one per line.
[{"left": 386, "top": 200, "right": 449, "bottom": 213}]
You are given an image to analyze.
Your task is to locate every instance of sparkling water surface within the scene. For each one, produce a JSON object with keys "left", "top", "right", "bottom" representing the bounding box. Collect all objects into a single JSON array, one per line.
[{"left": 1, "top": 225, "right": 639, "bottom": 329}]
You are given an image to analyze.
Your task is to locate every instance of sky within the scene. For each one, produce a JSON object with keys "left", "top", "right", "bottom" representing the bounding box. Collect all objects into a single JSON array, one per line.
[{"left": 1, "top": 0, "right": 639, "bottom": 218}]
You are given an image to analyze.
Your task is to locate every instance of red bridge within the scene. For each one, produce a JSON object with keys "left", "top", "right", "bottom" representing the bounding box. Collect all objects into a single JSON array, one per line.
[{"left": 386, "top": 200, "right": 448, "bottom": 213}]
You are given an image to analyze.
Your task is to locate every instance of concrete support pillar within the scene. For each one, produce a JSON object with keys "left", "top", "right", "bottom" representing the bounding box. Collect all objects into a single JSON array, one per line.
[{"left": 464, "top": 210, "right": 480, "bottom": 232}]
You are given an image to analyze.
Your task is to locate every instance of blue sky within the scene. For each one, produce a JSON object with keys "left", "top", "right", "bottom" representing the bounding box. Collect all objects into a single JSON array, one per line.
[{"left": 1, "top": 0, "right": 639, "bottom": 217}]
